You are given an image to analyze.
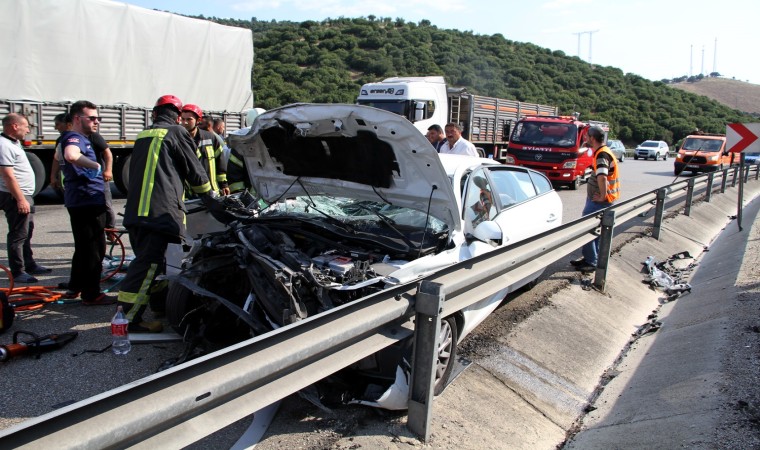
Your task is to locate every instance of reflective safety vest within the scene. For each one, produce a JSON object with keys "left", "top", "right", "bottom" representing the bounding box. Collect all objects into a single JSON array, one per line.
[{"left": 592, "top": 145, "right": 620, "bottom": 203}]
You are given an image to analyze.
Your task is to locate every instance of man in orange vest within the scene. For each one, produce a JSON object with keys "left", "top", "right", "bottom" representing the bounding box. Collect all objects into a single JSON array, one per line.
[{"left": 570, "top": 125, "right": 620, "bottom": 273}]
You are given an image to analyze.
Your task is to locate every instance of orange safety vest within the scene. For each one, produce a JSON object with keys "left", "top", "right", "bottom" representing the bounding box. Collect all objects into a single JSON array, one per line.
[{"left": 592, "top": 145, "right": 620, "bottom": 203}]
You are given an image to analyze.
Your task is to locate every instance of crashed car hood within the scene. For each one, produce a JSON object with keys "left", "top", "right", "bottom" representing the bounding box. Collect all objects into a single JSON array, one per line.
[{"left": 227, "top": 103, "right": 461, "bottom": 232}]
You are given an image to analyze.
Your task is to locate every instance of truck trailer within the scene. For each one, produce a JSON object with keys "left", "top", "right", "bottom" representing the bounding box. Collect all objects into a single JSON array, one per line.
[
  {"left": 357, "top": 76, "right": 558, "bottom": 158},
  {"left": 0, "top": 0, "right": 254, "bottom": 195}
]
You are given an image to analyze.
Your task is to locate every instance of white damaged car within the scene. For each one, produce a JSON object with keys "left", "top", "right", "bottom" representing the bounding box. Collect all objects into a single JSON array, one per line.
[{"left": 166, "top": 103, "right": 562, "bottom": 408}]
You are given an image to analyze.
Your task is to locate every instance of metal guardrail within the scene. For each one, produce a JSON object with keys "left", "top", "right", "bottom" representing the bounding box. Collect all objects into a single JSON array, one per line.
[{"left": 2, "top": 163, "right": 758, "bottom": 448}]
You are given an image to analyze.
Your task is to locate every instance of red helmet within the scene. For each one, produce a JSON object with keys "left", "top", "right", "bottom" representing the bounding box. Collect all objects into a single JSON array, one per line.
[
  {"left": 155, "top": 94, "right": 183, "bottom": 113},
  {"left": 181, "top": 104, "right": 203, "bottom": 120}
]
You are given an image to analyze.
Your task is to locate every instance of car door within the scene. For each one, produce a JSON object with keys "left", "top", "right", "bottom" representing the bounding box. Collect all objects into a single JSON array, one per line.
[{"left": 463, "top": 166, "right": 561, "bottom": 245}]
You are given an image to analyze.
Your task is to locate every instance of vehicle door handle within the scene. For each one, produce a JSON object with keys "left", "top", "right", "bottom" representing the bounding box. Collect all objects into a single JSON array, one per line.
[{"left": 547, "top": 213, "right": 558, "bottom": 222}]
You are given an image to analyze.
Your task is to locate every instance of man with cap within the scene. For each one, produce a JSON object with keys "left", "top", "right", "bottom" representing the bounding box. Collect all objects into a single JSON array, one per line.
[
  {"left": 117, "top": 95, "right": 220, "bottom": 332},
  {"left": 570, "top": 126, "right": 620, "bottom": 273},
  {"left": 180, "top": 104, "right": 229, "bottom": 196}
]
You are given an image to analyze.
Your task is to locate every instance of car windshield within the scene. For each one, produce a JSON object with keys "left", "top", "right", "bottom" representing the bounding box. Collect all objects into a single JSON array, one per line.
[
  {"left": 681, "top": 138, "right": 723, "bottom": 152},
  {"left": 259, "top": 195, "right": 447, "bottom": 248},
  {"left": 641, "top": 141, "right": 659, "bottom": 148},
  {"left": 511, "top": 122, "right": 577, "bottom": 148}
]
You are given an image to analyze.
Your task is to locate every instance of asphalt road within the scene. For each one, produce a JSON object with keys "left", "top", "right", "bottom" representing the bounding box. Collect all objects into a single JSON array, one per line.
[{"left": 0, "top": 158, "right": 735, "bottom": 445}]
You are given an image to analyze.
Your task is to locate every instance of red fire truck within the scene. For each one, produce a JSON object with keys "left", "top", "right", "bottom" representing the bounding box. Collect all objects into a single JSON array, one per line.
[{"left": 501, "top": 115, "right": 610, "bottom": 190}]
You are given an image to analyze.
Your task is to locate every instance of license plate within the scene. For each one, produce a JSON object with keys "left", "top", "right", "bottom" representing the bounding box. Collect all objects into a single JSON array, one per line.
[{"left": 686, "top": 164, "right": 700, "bottom": 168}]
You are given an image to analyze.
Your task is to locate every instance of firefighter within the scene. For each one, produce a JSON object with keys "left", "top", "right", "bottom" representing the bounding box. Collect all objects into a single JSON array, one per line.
[
  {"left": 117, "top": 95, "right": 222, "bottom": 333},
  {"left": 180, "top": 104, "right": 230, "bottom": 196}
]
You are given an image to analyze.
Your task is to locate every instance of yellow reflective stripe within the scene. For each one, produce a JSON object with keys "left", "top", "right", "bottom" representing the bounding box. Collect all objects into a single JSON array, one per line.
[
  {"left": 136, "top": 129, "right": 168, "bottom": 217},
  {"left": 217, "top": 173, "right": 228, "bottom": 183},
  {"left": 229, "top": 153, "right": 244, "bottom": 168},
  {"left": 204, "top": 144, "right": 219, "bottom": 191},
  {"left": 229, "top": 181, "right": 245, "bottom": 192},
  {"left": 191, "top": 181, "right": 212, "bottom": 195},
  {"left": 122, "top": 263, "right": 159, "bottom": 321}
]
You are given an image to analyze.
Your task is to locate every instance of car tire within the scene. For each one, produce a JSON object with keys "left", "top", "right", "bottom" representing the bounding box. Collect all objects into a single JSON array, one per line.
[
  {"left": 570, "top": 177, "right": 580, "bottom": 190},
  {"left": 619, "top": 153, "right": 625, "bottom": 163},
  {"left": 433, "top": 316, "right": 458, "bottom": 396},
  {"left": 166, "top": 281, "right": 202, "bottom": 335},
  {"left": 663, "top": 152, "right": 667, "bottom": 161},
  {"left": 634, "top": 155, "right": 638, "bottom": 160}
]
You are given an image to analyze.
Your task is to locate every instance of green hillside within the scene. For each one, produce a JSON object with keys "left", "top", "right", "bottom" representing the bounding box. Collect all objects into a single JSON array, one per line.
[{"left": 206, "top": 16, "right": 750, "bottom": 147}]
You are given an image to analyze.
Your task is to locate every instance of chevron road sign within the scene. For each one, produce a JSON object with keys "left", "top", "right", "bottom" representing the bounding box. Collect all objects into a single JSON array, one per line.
[{"left": 727, "top": 123, "right": 760, "bottom": 153}]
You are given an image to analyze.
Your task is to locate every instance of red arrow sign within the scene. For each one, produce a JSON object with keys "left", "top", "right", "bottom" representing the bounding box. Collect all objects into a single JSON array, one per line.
[{"left": 727, "top": 123, "right": 760, "bottom": 153}]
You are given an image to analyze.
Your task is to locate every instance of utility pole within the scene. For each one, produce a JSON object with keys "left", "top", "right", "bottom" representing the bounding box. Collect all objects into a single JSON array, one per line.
[
  {"left": 572, "top": 30, "right": 600, "bottom": 64},
  {"left": 701, "top": 45, "right": 705, "bottom": 75},
  {"left": 690, "top": 44, "right": 693, "bottom": 77},
  {"left": 587, "top": 30, "right": 599, "bottom": 64},
  {"left": 712, "top": 37, "right": 717, "bottom": 75}
]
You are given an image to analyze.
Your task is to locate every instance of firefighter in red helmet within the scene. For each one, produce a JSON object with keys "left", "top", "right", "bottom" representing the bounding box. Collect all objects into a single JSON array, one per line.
[
  {"left": 117, "top": 94, "right": 222, "bottom": 333},
  {"left": 180, "top": 104, "right": 229, "bottom": 196}
]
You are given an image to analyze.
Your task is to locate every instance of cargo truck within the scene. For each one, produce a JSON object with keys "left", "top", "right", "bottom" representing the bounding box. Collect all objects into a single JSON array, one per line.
[
  {"left": 356, "top": 76, "right": 558, "bottom": 158},
  {"left": 0, "top": 0, "right": 254, "bottom": 195},
  {"left": 502, "top": 115, "right": 610, "bottom": 190}
]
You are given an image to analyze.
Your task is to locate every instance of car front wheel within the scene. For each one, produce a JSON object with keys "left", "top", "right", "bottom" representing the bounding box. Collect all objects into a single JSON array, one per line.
[{"left": 434, "top": 316, "right": 459, "bottom": 395}]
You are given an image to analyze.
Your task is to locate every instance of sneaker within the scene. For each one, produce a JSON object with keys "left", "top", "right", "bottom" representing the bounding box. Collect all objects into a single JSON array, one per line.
[
  {"left": 570, "top": 258, "right": 588, "bottom": 267},
  {"left": 13, "top": 273, "right": 38, "bottom": 283},
  {"left": 26, "top": 265, "right": 52, "bottom": 274},
  {"left": 575, "top": 262, "right": 597, "bottom": 273},
  {"left": 128, "top": 321, "right": 164, "bottom": 333},
  {"left": 82, "top": 293, "right": 117, "bottom": 306}
]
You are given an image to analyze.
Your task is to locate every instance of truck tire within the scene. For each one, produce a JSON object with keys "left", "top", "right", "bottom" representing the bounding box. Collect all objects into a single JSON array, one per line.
[
  {"left": 25, "top": 152, "right": 46, "bottom": 197},
  {"left": 570, "top": 177, "right": 580, "bottom": 190},
  {"left": 113, "top": 154, "right": 131, "bottom": 196}
]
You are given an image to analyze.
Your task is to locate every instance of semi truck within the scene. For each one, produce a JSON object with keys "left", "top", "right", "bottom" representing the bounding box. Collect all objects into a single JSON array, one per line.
[
  {"left": 0, "top": 0, "right": 254, "bottom": 196},
  {"left": 356, "top": 76, "right": 558, "bottom": 158},
  {"left": 502, "top": 115, "right": 610, "bottom": 190}
]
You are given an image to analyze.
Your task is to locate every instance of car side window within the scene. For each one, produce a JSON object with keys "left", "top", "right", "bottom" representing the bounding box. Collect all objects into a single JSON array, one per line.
[
  {"left": 464, "top": 169, "right": 497, "bottom": 229},
  {"left": 529, "top": 171, "right": 553, "bottom": 195},
  {"left": 488, "top": 168, "right": 537, "bottom": 206}
]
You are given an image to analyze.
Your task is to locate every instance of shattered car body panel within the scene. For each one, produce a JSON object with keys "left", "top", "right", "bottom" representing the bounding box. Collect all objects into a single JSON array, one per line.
[{"left": 167, "top": 103, "right": 563, "bottom": 409}]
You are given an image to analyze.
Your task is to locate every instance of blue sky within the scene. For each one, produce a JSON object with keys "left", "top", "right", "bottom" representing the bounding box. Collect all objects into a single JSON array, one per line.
[{"left": 119, "top": 0, "right": 759, "bottom": 86}]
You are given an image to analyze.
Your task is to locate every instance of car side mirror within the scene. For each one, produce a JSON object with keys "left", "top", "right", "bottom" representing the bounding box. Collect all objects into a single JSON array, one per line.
[
  {"left": 413, "top": 101, "right": 425, "bottom": 122},
  {"left": 470, "top": 220, "right": 503, "bottom": 245}
]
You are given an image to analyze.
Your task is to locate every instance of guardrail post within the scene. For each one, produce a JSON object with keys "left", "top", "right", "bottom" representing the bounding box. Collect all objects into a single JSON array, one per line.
[
  {"left": 756, "top": 164, "right": 759, "bottom": 180},
  {"left": 720, "top": 169, "right": 728, "bottom": 193},
  {"left": 705, "top": 173, "right": 714, "bottom": 202},
  {"left": 684, "top": 178, "right": 695, "bottom": 216},
  {"left": 593, "top": 209, "right": 615, "bottom": 293},
  {"left": 652, "top": 188, "right": 666, "bottom": 240},
  {"left": 744, "top": 165, "right": 751, "bottom": 183},
  {"left": 407, "top": 280, "right": 444, "bottom": 442}
]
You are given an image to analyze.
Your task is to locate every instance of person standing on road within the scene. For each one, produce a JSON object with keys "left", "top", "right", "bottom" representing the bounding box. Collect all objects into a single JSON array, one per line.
[
  {"left": 0, "top": 113, "right": 51, "bottom": 283},
  {"left": 180, "top": 104, "right": 229, "bottom": 196},
  {"left": 571, "top": 126, "right": 620, "bottom": 272},
  {"left": 439, "top": 122, "right": 478, "bottom": 156},
  {"left": 117, "top": 95, "right": 220, "bottom": 333},
  {"left": 60, "top": 101, "right": 114, "bottom": 304},
  {"left": 426, "top": 124, "right": 446, "bottom": 152}
]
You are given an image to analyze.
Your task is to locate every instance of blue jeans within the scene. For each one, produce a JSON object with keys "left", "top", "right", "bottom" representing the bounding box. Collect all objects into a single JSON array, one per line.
[{"left": 581, "top": 198, "right": 612, "bottom": 266}]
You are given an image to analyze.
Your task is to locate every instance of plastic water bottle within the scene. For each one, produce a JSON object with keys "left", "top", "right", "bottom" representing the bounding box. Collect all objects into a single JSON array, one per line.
[{"left": 111, "top": 305, "right": 131, "bottom": 355}]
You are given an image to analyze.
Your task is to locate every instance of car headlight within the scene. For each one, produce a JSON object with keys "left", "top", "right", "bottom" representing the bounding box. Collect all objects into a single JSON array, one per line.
[
  {"left": 676, "top": 154, "right": 684, "bottom": 161},
  {"left": 563, "top": 161, "right": 576, "bottom": 169},
  {"left": 708, "top": 155, "right": 719, "bottom": 162}
]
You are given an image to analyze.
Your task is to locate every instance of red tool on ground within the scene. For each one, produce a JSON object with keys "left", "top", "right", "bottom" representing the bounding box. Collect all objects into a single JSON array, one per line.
[{"left": 0, "top": 330, "right": 78, "bottom": 362}]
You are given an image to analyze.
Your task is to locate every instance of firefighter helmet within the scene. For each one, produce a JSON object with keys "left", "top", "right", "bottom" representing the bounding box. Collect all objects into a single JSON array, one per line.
[
  {"left": 154, "top": 95, "right": 183, "bottom": 113},
  {"left": 181, "top": 104, "right": 203, "bottom": 120}
]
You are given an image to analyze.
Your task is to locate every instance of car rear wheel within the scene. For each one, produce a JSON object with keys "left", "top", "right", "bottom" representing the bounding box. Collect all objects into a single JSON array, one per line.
[
  {"left": 434, "top": 316, "right": 458, "bottom": 395},
  {"left": 166, "top": 282, "right": 202, "bottom": 335}
]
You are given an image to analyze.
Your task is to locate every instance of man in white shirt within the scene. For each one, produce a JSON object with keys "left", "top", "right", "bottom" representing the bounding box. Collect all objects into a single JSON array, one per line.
[{"left": 439, "top": 122, "right": 478, "bottom": 156}]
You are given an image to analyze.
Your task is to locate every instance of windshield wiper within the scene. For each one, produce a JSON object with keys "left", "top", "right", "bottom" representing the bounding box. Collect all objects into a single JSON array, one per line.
[{"left": 352, "top": 203, "right": 416, "bottom": 252}]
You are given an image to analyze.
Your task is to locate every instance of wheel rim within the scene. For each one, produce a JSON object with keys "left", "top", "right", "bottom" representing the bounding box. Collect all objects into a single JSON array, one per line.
[{"left": 435, "top": 319, "right": 455, "bottom": 381}]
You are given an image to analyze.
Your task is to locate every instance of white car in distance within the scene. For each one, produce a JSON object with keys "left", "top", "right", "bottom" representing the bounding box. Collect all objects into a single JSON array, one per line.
[{"left": 167, "top": 103, "right": 563, "bottom": 408}]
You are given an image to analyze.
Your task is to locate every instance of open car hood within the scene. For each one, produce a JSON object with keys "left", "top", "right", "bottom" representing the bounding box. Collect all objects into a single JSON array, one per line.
[{"left": 227, "top": 103, "right": 461, "bottom": 232}]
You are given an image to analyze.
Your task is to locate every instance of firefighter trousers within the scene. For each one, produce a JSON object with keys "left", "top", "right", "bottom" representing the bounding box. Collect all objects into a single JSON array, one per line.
[{"left": 117, "top": 226, "right": 170, "bottom": 323}]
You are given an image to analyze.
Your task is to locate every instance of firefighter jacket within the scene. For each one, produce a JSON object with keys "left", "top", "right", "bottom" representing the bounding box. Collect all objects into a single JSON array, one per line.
[
  {"left": 123, "top": 115, "right": 212, "bottom": 241},
  {"left": 193, "top": 129, "right": 227, "bottom": 192},
  {"left": 226, "top": 147, "right": 251, "bottom": 193},
  {"left": 591, "top": 145, "right": 621, "bottom": 203}
]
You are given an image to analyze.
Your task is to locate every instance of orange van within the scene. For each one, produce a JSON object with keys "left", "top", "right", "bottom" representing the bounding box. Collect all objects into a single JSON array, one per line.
[{"left": 673, "top": 133, "right": 736, "bottom": 175}]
